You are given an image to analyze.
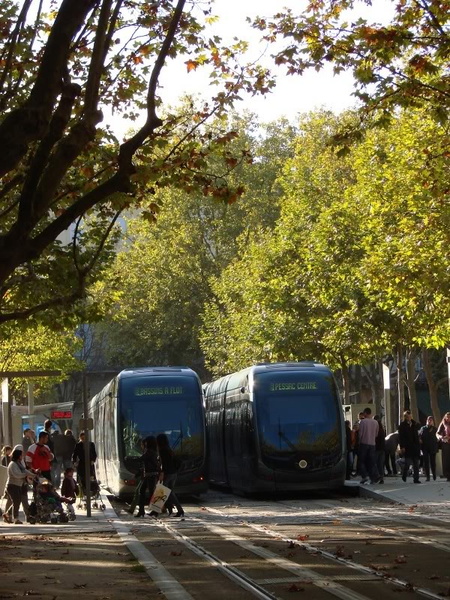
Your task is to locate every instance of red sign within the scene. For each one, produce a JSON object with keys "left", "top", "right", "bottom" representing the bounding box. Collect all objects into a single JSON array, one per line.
[{"left": 51, "top": 410, "right": 72, "bottom": 419}]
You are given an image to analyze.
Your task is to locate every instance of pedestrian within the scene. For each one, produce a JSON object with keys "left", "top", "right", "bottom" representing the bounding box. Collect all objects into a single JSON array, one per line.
[
  {"left": 25, "top": 431, "right": 54, "bottom": 481},
  {"left": 437, "top": 412, "right": 450, "bottom": 482},
  {"left": 52, "top": 430, "right": 76, "bottom": 489},
  {"left": 3, "top": 448, "right": 36, "bottom": 524},
  {"left": 398, "top": 410, "right": 421, "bottom": 483},
  {"left": 9, "top": 444, "right": 31, "bottom": 519},
  {"left": 43, "top": 420, "right": 55, "bottom": 454},
  {"left": 51, "top": 430, "right": 64, "bottom": 489},
  {"left": 419, "top": 416, "right": 438, "bottom": 481},
  {"left": 374, "top": 415, "right": 386, "bottom": 484},
  {"left": 134, "top": 436, "right": 160, "bottom": 518},
  {"left": 62, "top": 430, "right": 77, "bottom": 469},
  {"left": 21, "top": 428, "right": 35, "bottom": 453},
  {"left": 384, "top": 431, "right": 399, "bottom": 476},
  {"left": 1, "top": 445, "right": 12, "bottom": 466},
  {"left": 60, "top": 467, "right": 79, "bottom": 519},
  {"left": 125, "top": 440, "right": 145, "bottom": 515},
  {"left": 352, "top": 412, "right": 365, "bottom": 476},
  {"left": 344, "top": 420, "right": 353, "bottom": 480},
  {"left": 156, "top": 433, "right": 184, "bottom": 517},
  {"left": 357, "top": 407, "right": 379, "bottom": 484},
  {"left": 72, "top": 431, "right": 97, "bottom": 494}
]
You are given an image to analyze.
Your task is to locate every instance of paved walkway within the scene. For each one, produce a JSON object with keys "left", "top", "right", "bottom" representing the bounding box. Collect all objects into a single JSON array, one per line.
[
  {"left": 0, "top": 502, "right": 112, "bottom": 535},
  {"left": 358, "top": 475, "right": 450, "bottom": 510}
]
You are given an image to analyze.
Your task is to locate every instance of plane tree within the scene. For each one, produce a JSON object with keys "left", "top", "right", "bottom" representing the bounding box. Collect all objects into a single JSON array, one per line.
[
  {"left": 0, "top": 0, "right": 273, "bottom": 326},
  {"left": 201, "top": 109, "right": 450, "bottom": 408},
  {"left": 90, "top": 116, "right": 298, "bottom": 378},
  {"left": 255, "top": 0, "right": 450, "bottom": 149}
]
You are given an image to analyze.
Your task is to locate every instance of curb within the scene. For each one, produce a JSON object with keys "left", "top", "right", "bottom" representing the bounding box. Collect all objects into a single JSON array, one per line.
[{"left": 358, "top": 484, "right": 402, "bottom": 504}]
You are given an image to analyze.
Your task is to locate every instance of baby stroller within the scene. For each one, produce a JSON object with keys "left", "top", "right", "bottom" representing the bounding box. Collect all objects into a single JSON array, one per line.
[
  {"left": 29, "top": 479, "right": 71, "bottom": 524},
  {"left": 77, "top": 466, "right": 105, "bottom": 511}
]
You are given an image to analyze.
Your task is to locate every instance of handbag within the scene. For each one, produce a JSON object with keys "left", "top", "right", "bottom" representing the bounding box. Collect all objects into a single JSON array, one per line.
[{"left": 148, "top": 482, "right": 171, "bottom": 514}]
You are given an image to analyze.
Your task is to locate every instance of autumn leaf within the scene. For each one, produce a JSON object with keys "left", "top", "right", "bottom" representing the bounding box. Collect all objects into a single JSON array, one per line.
[{"left": 185, "top": 60, "right": 199, "bottom": 72}]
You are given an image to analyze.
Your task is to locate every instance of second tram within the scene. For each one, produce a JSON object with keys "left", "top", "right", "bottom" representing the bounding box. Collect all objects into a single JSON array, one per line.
[
  {"left": 203, "top": 362, "right": 345, "bottom": 493},
  {"left": 90, "top": 367, "right": 208, "bottom": 498}
]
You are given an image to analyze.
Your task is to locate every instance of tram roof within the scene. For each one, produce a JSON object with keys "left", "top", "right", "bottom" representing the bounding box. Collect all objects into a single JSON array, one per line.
[
  {"left": 205, "top": 361, "right": 331, "bottom": 394},
  {"left": 117, "top": 366, "right": 197, "bottom": 379}
]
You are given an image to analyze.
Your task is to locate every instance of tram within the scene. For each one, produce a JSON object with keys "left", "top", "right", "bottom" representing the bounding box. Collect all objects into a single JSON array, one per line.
[
  {"left": 203, "top": 362, "right": 345, "bottom": 493},
  {"left": 89, "top": 367, "right": 208, "bottom": 498}
]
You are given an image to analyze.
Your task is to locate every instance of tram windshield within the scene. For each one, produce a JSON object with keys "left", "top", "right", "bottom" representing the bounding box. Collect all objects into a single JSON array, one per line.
[
  {"left": 254, "top": 371, "right": 341, "bottom": 461},
  {"left": 119, "top": 375, "right": 204, "bottom": 461}
]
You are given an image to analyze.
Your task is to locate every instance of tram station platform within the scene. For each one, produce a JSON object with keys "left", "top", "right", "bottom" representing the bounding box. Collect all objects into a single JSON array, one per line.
[{"left": 358, "top": 474, "right": 450, "bottom": 510}]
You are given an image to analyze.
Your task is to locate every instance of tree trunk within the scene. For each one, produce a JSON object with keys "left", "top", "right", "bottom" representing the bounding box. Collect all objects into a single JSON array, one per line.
[
  {"left": 362, "top": 362, "right": 383, "bottom": 417},
  {"left": 405, "top": 348, "right": 419, "bottom": 422},
  {"left": 397, "top": 345, "right": 406, "bottom": 425},
  {"left": 422, "top": 347, "right": 441, "bottom": 424}
]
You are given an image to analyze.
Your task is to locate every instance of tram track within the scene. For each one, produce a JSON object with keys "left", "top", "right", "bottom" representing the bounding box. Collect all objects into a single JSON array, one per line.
[
  {"left": 110, "top": 495, "right": 450, "bottom": 600},
  {"left": 201, "top": 503, "right": 448, "bottom": 600},
  {"left": 277, "top": 499, "right": 450, "bottom": 553}
]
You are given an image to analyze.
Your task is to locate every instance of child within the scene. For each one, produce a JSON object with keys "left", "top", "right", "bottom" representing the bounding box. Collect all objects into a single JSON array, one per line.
[
  {"left": 1, "top": 445, "right": 12, "bottom": 467},
  {"left": 60, "top": 467, "right": 79, "bottom": 520},
  {"left": 38, "top": 480, "right": 72, "bottom": 518}
]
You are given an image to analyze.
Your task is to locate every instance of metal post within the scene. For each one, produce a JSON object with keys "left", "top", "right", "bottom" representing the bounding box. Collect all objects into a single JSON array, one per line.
[
  {"left": 82, "top": 372, "right": 91, "bottom": 517},
  {"left": 2, "top": 378, "right": 11, "bottom": 445},
  {"left": 27, "top": 380, "right": 35, "bottom": 431}
]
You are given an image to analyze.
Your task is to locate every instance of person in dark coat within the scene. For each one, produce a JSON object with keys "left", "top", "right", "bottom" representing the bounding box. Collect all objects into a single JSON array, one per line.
[
  {"left": 157, "top": 433, "right": 184, "bottom": 517},
  {"left": 72, "top": 432, "right": 97, "bottom": 492},
  {"left": 398, "top": 410, "right": 421, "bottom": 483},
  {"left": 419, "top": 416, "right": 438, "bottom": 481},
  {"left": 344, "top": 421, "right": 353, "bottom": 480},
  {"left": 134, "top": 436, "right": 160, "bottom": 518},
  {"left": 43, "top": 420, "right": 55, "bottom": 454}
]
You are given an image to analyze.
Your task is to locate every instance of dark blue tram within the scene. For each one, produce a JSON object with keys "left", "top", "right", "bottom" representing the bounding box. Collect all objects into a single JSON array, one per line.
[
  {"left": 90, "top": 367, "right": 208, "bottom": 498},
  {"left": 203, "top": 362, "right": 345, "bottom": 493}
]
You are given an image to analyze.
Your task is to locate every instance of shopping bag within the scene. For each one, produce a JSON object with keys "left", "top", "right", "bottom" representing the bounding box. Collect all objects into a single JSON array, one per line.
[{"left": 148, "top": 483, "right": 171, "bottom": 514}]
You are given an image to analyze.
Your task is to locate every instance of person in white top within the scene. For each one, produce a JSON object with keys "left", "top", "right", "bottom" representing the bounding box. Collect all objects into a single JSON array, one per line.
[{"left": 357, "top": 407, "right": 380, "bottom": 484}]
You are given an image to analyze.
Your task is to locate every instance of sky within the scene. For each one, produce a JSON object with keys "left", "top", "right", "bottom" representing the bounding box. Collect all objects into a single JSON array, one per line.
[
  {"left": 108, "top": 0, "right": 394, "bottom": 140},
  {"left": 155, "top": 0, "right": 394, "bottom": 125}
]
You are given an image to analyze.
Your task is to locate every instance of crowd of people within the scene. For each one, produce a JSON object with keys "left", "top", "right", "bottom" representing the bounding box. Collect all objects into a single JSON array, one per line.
[
  {"left": 1, "top": 420, "right": 91, "bottom": 524},
  {"left": 2, "top": 421, "right": 185, "bottom": 524},
  {"left": 346, "top": 409, "right": 450, "bottom": 485}
]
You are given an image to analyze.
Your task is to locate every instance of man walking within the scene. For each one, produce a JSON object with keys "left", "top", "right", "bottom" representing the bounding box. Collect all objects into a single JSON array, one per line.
[
  {"left": 357, "top": 407, "right": 380, "bottom": 484},
  {"left": 398, "top": 410, "right": 421, "bottom": 483}
]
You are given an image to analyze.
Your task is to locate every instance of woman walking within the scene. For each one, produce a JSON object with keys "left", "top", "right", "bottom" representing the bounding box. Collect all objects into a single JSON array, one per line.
[
  {"left": 437, "top": 412, "right": 450, "bottom": 482},
  {"left": 3, "top": 448, "right": 35, "bottom": 524},
  {"left": 135, "top": 436, "right": 160, "bottom": 518},
  {"left": 157, "top": 433, "right": 184, "bottom": 518},
  {"left": 419, "top": 416, "right": 439, "bottom": 481}
]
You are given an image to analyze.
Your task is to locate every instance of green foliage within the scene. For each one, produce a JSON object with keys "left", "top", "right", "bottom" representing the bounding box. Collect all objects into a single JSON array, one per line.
[
  {"left": 255, "top": 0, "right": 450, "bottom": 148},
  {"left": 0, "top": 321, "right": 83, "bottom": 400},
  {"left": 0, "top": 0, "right": 276, "bottom": 326},
  {"left": 200, "top": 108, "right": 450, "bottom": 375},
  {"left": 91, "top": 115, "right": 298, "bottom": 377}
]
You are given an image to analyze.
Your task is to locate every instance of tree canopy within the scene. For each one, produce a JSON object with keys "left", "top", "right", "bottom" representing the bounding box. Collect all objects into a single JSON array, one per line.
[
  {"left": 90, "top": 115, "right": 297, "bottom": 378},
  {"left": 0, "top": 0, "right": 273, "bottom": 325},
  {"left": 255, "top": 0, "right": 450, "bottom": 148},
  {"left": 200, "top": 108, "right": 450, "bottom": 379}
]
